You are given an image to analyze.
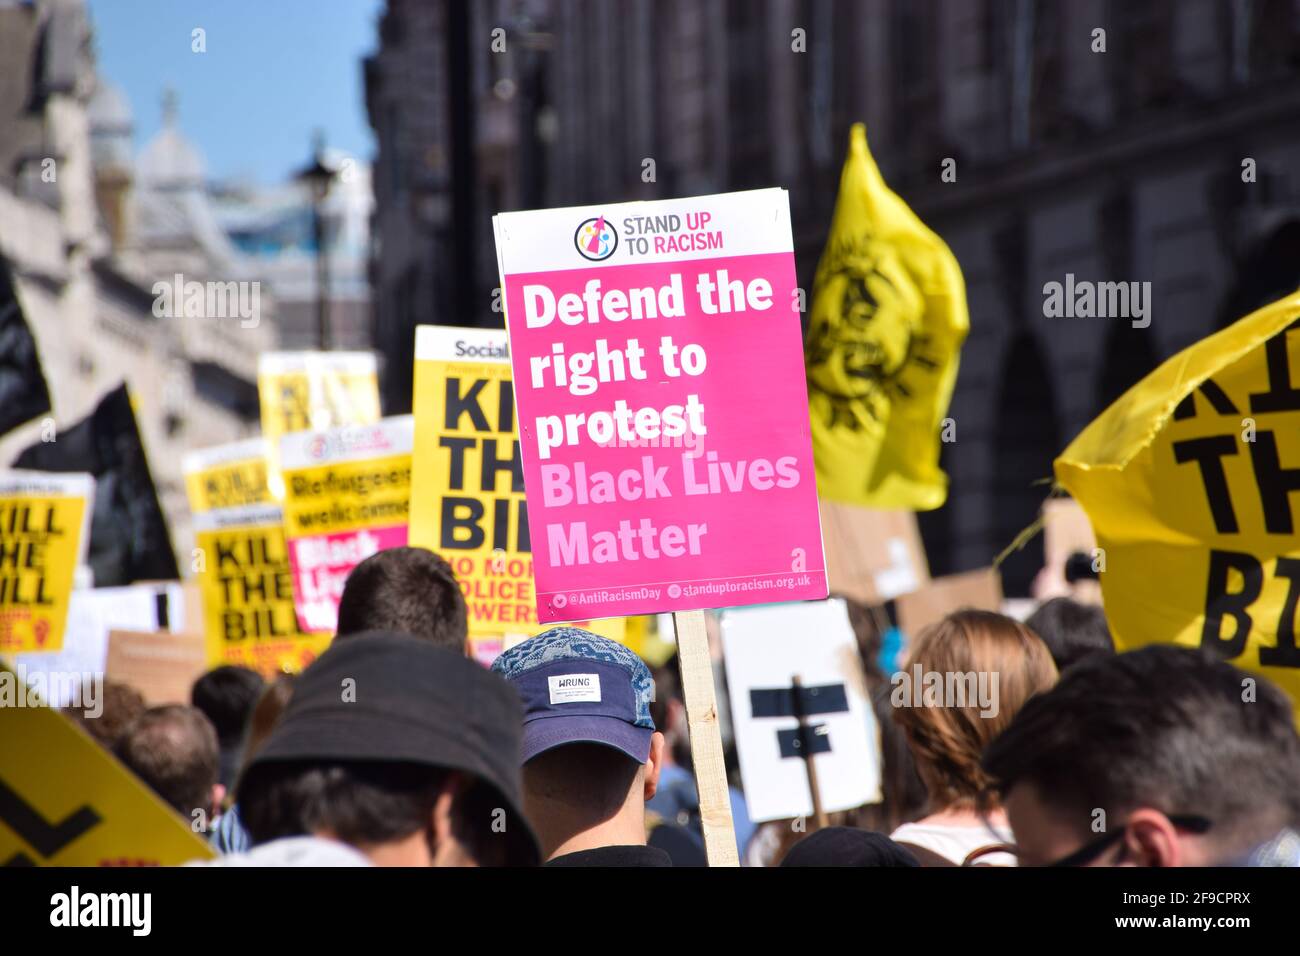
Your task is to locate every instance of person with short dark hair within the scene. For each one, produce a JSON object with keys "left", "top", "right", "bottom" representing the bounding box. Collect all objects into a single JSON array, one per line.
[
  {"left": 334, "top": 547, "right": 468, "bottom": 652},
  {"left": 63, "top": 679, "right": 145, "bottom": 750},
  {"left": 1024, "top": 597, "right": 1113, "bottom": 673},
  {"left": 230, "top": 631, "right": 538, "bottom": 866},
  {"left": 191, "top": 665, "right": 265, "bottom": 790},
  {"left": 983, "top": 645, "right": 1300, "bottom": 866},
  {"left": 493, "top": 627, "right": 669, "bottom": 866},
  {"left": 116, "top": 705, "right": 223, "bottom": 824}
]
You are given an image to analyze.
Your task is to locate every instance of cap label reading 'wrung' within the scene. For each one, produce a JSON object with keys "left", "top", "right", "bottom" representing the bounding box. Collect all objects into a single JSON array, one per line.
[{"left": 548, "top": 673, "right": 602, "bottom": 704}]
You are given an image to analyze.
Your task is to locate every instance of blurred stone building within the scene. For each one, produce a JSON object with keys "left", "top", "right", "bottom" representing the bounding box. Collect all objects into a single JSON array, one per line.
[
  {"left": 0, "top": 0, "right": 270, "bottom": 563},
  {"left": 366, "top": 0, "right": 1300, "bottom": 593}
]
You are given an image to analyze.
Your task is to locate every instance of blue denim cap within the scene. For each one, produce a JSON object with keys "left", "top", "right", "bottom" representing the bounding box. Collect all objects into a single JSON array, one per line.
[{"left": 491, "top": 627, "right": 656, "bottom": 764}]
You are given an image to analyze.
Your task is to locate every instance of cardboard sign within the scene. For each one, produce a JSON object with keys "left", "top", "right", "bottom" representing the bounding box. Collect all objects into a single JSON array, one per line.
[
  {"left": 185, "top": 440, "right": 327, "bottom": 675},
  {"left": 1041, "top": 498, "right": 1097, "bottom": 569},
  {"left": 410, "top": 326, "right": 534, "bottom": 631},
  {"left": 1056, "top": 295, "right": 1300, "bottom": 707},
  {"left": 895, "top": 567, "right": 1004, "bottom": 638},
  {"left": 105, "top": 629, "right": 207, "bottom": 705},
  {"left": 494, "top": 189, "right": 828, "bottom": 622},
  {"left": 0, "top": 471, "right": 95, "bottom": 653},
  {"left": 720, "top": 599, "right": 881, "bottom": 823},
  {"left": 258, "top": 351, "right": 381, "bottom": 499},
  {"left": 0, "top": 664, "right": 215, "bottom": 866},
  {"left": 1034, "top": 497, "right": 1101, "bottom": 601},
  {"left": 281, "top": 416, "right": 414, "bottom": 633},
  {"left": 820, "top": 499, "right": 929, "bottom": 604}
]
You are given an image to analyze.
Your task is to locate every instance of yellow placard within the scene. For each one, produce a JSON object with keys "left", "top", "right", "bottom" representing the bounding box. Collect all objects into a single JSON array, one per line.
[
  {"left": 280, "top": 417, "right": 414, "bottom": 633},
  {"left": 193, "top": 508, "right": 331, "bottom": 675},
  {"left": 182, "top": 437, "right": 270, "bottom": 512},
  {"left": 410, "top": 327, "right": 534, "bottom": 633},
  {"left": 0, "top": 667, "right": 214, "bottom": 866},
  {"left": 563, "top": 616, "right": 627, "bottom": 644},
  {"left": 0, "top": 472, "right": 94, "bottom": 654},
  {"left": 258, "top": 352, "right": 381, "bottom": 500},
  {"left": 281, "top": 451, "right": 413, "bottom": 539},
  {"left": 184, "top": 441, "right": 328, "bottom": 675},
  {"left": 1056, "top": 293, "right": 1300, "bottom": 708}
]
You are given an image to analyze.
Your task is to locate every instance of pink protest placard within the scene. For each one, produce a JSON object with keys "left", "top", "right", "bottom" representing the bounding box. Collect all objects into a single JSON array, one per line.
[
  {"left": 494, "top": 189, "right": 827, "bottom": 623},
  {"left": 279, "top": 416, "right": 414, "bottom": 633}
]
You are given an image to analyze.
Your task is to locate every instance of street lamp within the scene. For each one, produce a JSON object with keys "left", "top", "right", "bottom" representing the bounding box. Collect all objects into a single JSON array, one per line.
[{"left": 294, "top": 130, "right": 337, "bottom": 350}]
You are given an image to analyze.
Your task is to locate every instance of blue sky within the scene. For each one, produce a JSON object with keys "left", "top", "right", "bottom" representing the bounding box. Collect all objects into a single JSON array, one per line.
[{"left": 86, "top": 0, "right": 384, "bottom": 185}]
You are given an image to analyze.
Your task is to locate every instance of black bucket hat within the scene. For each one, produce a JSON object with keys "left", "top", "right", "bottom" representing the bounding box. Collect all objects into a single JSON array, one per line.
[{"left": 244, "top": 630, "right": 539, "bottom": 865}]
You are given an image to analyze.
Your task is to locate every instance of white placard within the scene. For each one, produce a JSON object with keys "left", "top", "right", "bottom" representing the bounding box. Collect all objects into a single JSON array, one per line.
[{"left": 721, "top": 599, "right": 881, "bottom": 823}]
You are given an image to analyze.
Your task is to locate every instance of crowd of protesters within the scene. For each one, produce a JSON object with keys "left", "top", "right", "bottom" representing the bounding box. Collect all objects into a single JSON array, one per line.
[{"left": 63, "top": 546, "right": 1300, "bottom": 867}]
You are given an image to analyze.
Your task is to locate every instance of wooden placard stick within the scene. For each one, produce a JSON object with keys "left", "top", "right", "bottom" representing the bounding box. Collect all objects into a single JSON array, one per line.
[
  {"left": 672, "top": 608, "right": 739, "bottom": 867},
  {"left": 791, "top": 675, "right": 828, "bottom": 831}
]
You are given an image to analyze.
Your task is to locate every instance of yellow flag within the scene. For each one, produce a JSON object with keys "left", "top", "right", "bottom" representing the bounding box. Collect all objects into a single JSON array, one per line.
[
  {"left": 1055, "top": 293, "right": 1300, "bottom": 710},
  {"left": 806, "top": 124, "right": 968, "bottom": 510}
]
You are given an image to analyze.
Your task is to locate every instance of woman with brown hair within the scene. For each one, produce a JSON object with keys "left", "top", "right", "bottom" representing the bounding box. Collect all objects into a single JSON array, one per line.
[{"left": 889, "top": 609, "right": 1057, "bottom": 866}]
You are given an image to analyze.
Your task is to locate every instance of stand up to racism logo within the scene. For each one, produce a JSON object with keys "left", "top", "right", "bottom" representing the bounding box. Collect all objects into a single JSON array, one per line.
[{"left": 574, "top": 216, "right": 618, "bottom": 261}]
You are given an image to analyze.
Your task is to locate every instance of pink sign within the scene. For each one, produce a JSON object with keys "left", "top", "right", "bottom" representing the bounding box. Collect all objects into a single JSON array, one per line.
[
  {"left": 279, "top": 415, "right": 415, "bottom": 633},
  {"left": 494, "top": 189, "right": 827, "bottom": 623},
  {"left": 286, "top": 525, "right": 409, "bottom": 633}
]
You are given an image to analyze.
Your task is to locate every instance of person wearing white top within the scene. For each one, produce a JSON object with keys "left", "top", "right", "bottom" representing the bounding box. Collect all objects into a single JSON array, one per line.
[
  {"left": 892, "top": 811, "right": 1017, "bottom": 867},
  {"left": 887, "top": 609, "right": 1059, "bottom": 866}
]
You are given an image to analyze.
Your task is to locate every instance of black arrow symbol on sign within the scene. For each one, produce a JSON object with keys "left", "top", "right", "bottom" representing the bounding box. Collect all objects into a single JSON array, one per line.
[{"left": 0, "top": 777, "right": 101, "bottom": 866}]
